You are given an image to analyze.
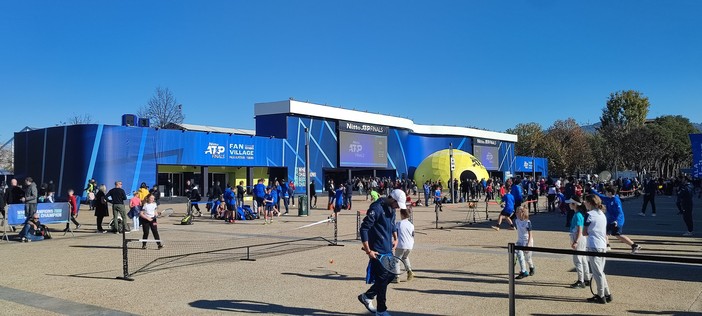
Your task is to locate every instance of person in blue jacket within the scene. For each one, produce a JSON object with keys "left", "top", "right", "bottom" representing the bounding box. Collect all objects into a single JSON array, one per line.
[
  {"left": 329, "top": 183, "right": 345, "bottom": 219},
  {"left": 280, "top": 180, "right": 290, "bottom": 215},
  {"left": 270, "top": 185, "right": 280, "bottom": 217},
  {"left": 511, "top": 178, "right": 524, "bottom": 208},
  {"left": 591, "top": 187, "right": 642, "bottom": 254},
  {"left": 493, "top": 185, "right": 515, "bottom": 231},
  {"left": 253, "top": 179, "right": 267, "bottom": 216},
  {"left": 358, "top": 189, "right": 403, "bottom": 316}
]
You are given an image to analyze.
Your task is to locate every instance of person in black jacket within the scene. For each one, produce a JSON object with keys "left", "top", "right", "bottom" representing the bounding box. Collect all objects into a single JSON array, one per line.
[
  {"left": 106, "top": 181, "right": 128, "bottom": 233},
  {"left": 639, "top": 176, "right": 657, "bottom": 216},
  {"left": 676, "top": 176, "right": 694, "bottom": 236},
  {"left": 345, "top": 181, "right": 354, "bottom": 210},
  {"left": 189, "top": 185, "right": 202, "bottom": 216}
]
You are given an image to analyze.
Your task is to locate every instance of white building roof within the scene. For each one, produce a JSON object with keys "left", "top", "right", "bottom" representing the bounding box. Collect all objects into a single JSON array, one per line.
[
  {"left": 255, "top": 100, "right": 518, "bottom": 143},
  {"left": 166, "top": 123, "right": 255, "bottom": 136}
]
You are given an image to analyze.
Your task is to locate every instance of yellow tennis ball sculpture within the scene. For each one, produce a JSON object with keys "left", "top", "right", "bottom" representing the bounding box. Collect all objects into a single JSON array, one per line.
[{"left": 414, "top": 149, "right": 490, "bottom": 184}]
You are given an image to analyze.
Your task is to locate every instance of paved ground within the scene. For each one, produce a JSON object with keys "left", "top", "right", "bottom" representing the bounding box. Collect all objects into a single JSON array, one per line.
[{"left": 1, "top": 193, "right": 701, "bottom": 315}]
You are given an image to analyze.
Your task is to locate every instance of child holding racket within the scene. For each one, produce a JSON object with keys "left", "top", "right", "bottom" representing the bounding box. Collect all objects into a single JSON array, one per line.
[
  {"left": 393, "top": 208, "right": 415, "bottom": 283},
  {"left": 514, "top": 206, "right": 535, "bottom": 279}
]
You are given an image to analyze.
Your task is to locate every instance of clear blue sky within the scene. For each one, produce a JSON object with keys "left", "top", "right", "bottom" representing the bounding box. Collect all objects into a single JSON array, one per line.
[{"left": 2, "top": 0, "right": 701, "bottom": 142}]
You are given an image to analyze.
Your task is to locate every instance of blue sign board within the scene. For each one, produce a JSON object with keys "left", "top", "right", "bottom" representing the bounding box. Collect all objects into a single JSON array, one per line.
[{"left": 6, "top": 203, "right": 71, "bottom": 226}]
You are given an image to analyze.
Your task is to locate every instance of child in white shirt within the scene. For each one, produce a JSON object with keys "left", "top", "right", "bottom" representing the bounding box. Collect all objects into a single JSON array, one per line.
[
  {"left": 394, "top": 208, "right": 415, "bottom": 282},
  {"left": 515, "top": 206, "right": 535, "bottom": 279}
]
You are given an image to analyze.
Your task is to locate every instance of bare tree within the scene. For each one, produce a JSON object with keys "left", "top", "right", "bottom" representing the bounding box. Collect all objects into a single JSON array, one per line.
[
  {"left": 138, "top": 87, "right": 184, "bottom": 128},
  {"left": 60, "top": 113, "right": 94, "bottom": 125},
  {"left": 0, "top": 147, "right": 12, "bottom": 173}
]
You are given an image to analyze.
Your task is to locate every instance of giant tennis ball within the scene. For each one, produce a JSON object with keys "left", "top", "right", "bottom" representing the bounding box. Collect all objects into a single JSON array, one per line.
[{"left": 414, "top": 149, "right": 490, "bottom": 184}]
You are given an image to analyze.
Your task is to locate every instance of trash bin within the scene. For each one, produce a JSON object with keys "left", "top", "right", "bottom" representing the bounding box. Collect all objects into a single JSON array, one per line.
[{"left": 298, "top": 195, "right": 309, "bottom": 216}]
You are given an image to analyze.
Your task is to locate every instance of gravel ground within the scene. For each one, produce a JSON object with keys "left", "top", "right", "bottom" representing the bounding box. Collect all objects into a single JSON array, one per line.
[{"left": 1, "top": 194, "right": 700, "bottom": 315}]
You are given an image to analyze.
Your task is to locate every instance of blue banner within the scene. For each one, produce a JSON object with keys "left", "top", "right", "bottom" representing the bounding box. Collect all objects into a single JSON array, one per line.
[
  {"left": 691, "top": 134, "right": 702, "bottom": 178},
  {"left": 6, "top": 203, "right": 71, "bottom": 226}
]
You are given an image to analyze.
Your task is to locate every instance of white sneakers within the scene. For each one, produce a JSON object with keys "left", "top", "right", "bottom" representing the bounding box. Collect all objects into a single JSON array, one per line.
[
  {"left": 638, "top": 212, "right": 646, "bottom": 217},
  {"left": 683, "top": 231, "right": 693, "bottom": 236},
  {"left": 358, "top": 294, "right": 376, "bottom": 313}
]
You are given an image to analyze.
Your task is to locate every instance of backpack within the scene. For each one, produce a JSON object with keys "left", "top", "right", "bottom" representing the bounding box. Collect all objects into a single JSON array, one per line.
[{"left": 181, "top": 214, "right": 193, "bottom": 225}]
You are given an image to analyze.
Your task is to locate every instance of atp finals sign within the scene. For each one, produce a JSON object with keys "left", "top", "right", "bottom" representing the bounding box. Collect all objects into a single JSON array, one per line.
[{"left": 204, "top": 142, "right": 255, "bottom": 160}]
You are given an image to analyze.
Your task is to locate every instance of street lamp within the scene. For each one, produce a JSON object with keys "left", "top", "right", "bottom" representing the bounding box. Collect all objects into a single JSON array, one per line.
[{"left": 449, "top": 143, "right": 455, "bottom": 204}]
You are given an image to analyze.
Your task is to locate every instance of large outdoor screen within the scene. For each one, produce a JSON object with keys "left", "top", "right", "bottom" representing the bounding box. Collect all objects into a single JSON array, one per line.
[
  {"left": 339, "top": 131, "right": 387, "bottom": 168},
  {"left": 473, "top": 145, "right": 499, "bottom": 170}
]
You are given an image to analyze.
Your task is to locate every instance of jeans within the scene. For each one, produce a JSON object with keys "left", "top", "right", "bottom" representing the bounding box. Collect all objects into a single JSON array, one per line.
[
  {"left": 283, "top": 197, "right": 290, "bottom": 213},
  {"left": 641, "top": 195, "right": 656, "bottom": 214},
  {"left": 131, "top": 215, "right": 140, "bottom": 231},
  {"left": 516, "top": 239, "right": 534, "bottom": 274},
  {"left": 20, "top": 225, "right": 44, "bottom": 241},
  {"left": 365, "top": 257, "right": 392, "bottom": 313},
  {"left": 586, "top": 247, "right": 610, "bottom": 297}
]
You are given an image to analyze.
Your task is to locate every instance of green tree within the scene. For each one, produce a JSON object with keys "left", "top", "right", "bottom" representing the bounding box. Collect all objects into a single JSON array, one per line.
[
  {"left": 598, "top": 90, "right": 651, "bottom": 171},
  {"left": 505, "top": 122, "right": 546, "bottom": 157},
  {"left": 543, "top": 118, "right": 593, "bottom": 176}
]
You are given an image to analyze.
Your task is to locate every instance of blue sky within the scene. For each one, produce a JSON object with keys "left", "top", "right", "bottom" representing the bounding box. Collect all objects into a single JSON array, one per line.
[{"left": 1, "top": 0, "right": 701, "bottom": 142}]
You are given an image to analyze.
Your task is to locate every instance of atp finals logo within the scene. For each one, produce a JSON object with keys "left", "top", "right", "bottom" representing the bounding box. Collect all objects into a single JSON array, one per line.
[{"left": 204, "top": 142, "right": 226, "bottom": 159}]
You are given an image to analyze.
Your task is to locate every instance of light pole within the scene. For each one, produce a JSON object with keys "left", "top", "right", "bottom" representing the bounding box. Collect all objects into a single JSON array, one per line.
[
  {"left": 449, "top": 143, "right": 455, "bottom": 204},
  {"left": 532, "top": 151, "right": 536, "bottom": 180},
  {"left": 305, "top": 128, "right": 311, "bottom": 214}
]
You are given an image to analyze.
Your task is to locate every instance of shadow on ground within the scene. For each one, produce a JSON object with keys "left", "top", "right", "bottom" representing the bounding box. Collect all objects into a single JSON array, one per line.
[{"left": 188, "top": 299, "right": 441, "bottom": 315}]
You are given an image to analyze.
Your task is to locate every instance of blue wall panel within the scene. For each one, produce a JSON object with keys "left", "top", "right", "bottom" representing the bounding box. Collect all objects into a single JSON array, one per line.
[{"left": 284, "top": 117, "right": 338, "bottom": 194}]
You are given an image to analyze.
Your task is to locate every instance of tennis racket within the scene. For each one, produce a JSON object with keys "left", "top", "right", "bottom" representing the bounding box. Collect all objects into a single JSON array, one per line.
[
  {"left": 360, "top": 248, "right": 408, "bottom": 276},
  {"left": 160, "top": 208, "right": 174, "bottom": 217}
]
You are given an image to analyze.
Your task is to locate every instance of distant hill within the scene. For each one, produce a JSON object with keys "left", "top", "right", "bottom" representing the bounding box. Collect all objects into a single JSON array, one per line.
[{"left": 579, "top": 122, "right": 702, "bottom": 134}]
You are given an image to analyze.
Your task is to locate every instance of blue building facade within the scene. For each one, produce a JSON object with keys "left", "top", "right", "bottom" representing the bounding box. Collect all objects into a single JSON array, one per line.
[{"left": 13, "top": 100, "right": 542, "bottom": 199}]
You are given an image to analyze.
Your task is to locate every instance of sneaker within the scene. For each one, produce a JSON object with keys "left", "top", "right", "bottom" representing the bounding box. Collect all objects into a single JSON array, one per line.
[
  {"left": 158, "top": 244, "right": 164, "bottom": 249},
  {"left": 631, "top": 244, "right": 642, "bottom": 254},
  {"left": 638, "top": 212, "right": 645, "bottom": 217},
  {"left": 76, "top": 224, "right": 82, "bottom": 230},
  {"left": 529, "top": 267, "right": 535, "bottom": 276},
  {"left": 605, "top": 294, "right": 613, "bottom": 303},
  {"left": 263, "top": 221, "right": 268, "bottom": 225},
  {"left": 587, "top": 295, "right": 606, "bottom": 304},
  {"left": 407, "top": 271, "right": 415, "bottom": 281},
  {"left": 515, "top": 272, "right": 528, "bottom": 279},
  {"left": 584, "top": 279, "right": 591, "bottom": 287},
  {"left": 391, "top": 277, "right": 399, "bottom": 283},
  {"left": 142, "top": 245, "right": 147, "bottom": 250},
  {"left": 125, "top": 231, "right": 130, "bottom": 234},
  {"left": 491, "top": 226, "right": 500, "bottom": 231},
  {"left": 651, "top": 213, "right": 656, "bottom": 217},
  {"left": 570, "top": 281, "right": 585, "bottom": 288},
  {"left": 21, "top": 237, "right": 29, "bottom": 243},
  {"left": 606, "top": 244, "right": 611, "bottom": 251},
  {"left": 357, "top": 294, "right": 376, "bottom": 313},
  {"left": 683, "top": 231, "right": 693, "bottom": 236}
]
